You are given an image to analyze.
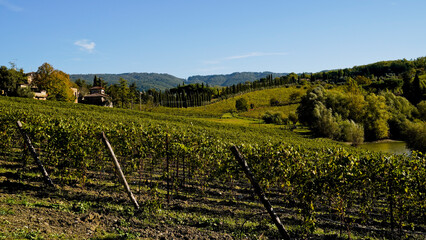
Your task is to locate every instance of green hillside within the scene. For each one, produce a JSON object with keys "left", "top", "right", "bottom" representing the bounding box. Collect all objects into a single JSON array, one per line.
[
  {"left": 70, "top": 72, "right": 184, "bottom": 91},
  {"left": 145, "top": 86, "right": 305, "bottom": 119},
  {"left": 187, "top": 72, "right": 288, "bottom": 86}
]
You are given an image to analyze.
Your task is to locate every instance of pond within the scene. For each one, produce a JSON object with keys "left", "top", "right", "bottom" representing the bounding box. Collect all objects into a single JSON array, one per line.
[{"left": 358, "top": 140, "right": 411, "bottom": 155}]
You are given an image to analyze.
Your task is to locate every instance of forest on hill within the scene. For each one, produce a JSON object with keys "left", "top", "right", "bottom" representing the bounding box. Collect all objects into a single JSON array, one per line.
[
  {"left": 70, "top": 72, "right": 184, "bottom": 91},
  {"left": 186, "top": 72, "right": 289, "bottom": 86},
  {"left": 70, "top": 72, "right": 290, "bottom": 91}
]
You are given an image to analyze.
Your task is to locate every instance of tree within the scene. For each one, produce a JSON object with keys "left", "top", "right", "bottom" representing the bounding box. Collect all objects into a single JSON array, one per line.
[
  {"left": 340, "top": 120, "right": 364, "bottom": 145},
  {"left": 34, "top": 63, "right": 74, "bottom": 102},
  {"left": 262, "top": 112, "right": 287, "bottom": 125},
  {"left": 297, "top": 86, "right": 325, "bottom": 126},
  {"left": 129, "top": 82, "right": 139, "bottom": 108},
  {"left": 235, "top": 98, "right": 249, "bottom": 111},
  {"left": 312, "top": 102, "right": 340, "bottom": 139},
  {"left": 93, "top": 75, "right": 99, "bottom": 86},
  {"left": 402, "top": 70, "right": 415, "bottom": 103},
  {"left": 403, "top": 120, "right": 426, "bottom": 152},
  {"left": 345, "top": 77, "right": 362, "bottom": 94},
  {"left": 362, "top": 94, "right": 390, "bottom": 140},
  {"left": 270, "top": 97, "right": 280, "bottom": 106},
  {"left": 289, "top": 91, "right": 302, "bottom": 103},
  {"left": 118, "top": 78, "right": 130, "bottom": 108},
  {"left": 354, "top": 75, "right": 371, "bottom": 85},
  {"left": 0, "top": 65, "right": 27, "bottom": 96},
  {"left": 411, "top": 72, "right": 422, "bottom": 105},
  {"left": 288, "top": 112, "right": 298, "bottom": 125},
  {"left": 418, "top": 101, "right": 426, "bottom": 121},
  {"left": 107, "top": 84, "right": 120, "bottom": 107},
  {"left": 75, "top": 79, "right": 90, "bottom": 97},
  {"left": 16, "top": 86, "right": 35, "bottom": 98}
]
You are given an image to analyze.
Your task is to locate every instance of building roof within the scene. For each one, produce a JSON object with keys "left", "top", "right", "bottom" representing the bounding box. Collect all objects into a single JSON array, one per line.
[
  {"left": 83, "top": 93, "right": 109, "bottom": 98},
  {"left": 90, "top": 86, "right": 105, "bottom": 90}
]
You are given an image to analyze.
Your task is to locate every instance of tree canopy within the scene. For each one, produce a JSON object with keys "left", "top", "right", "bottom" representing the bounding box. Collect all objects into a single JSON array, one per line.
[
  {"left": 0, "top": 65, "right": 27, "bottom": 96},
  {"left": 34, "top": 63, "right": 75, "bottom": 102}
]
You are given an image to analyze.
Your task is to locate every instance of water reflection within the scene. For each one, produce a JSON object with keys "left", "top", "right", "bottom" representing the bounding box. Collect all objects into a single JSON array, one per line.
[{"left": 358, "top": 141, "right": 411, "bottom": 155}]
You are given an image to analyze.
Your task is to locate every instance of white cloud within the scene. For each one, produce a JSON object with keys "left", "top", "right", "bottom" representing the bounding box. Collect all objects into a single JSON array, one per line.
[
  {"left": 74, "top": 39, "right": 96, "bottom": 53},
  {"left": 225, "top": 52, "right": 287, "bottom": 60},
  {"left": 0, "top": 0, "right": 23, "bottom": 12}
]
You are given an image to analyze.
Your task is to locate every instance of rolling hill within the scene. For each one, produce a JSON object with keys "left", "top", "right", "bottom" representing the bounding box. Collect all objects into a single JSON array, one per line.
[
  {"left": 70, "top": 73, "right": 185, "bottom": 91},
  {"left": 187, "top": 72, "right": 289, "bottom": 86},
  {"left": 70, "top": 72, "right": 290, "bottom": 91}
]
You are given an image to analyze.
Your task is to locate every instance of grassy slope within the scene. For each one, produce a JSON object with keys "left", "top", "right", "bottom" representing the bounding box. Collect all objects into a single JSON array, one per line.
[
  {"left": 0, "top": 95, "right": 338, "bottom": 149},
  {"left": 143, "top": 86, "right": 307, "bottom": 119},
  {"left": 3, "top": 94, "right": 420, "bottom": 239}
]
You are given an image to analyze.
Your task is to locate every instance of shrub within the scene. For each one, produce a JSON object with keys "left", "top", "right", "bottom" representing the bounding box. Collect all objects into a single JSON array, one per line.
[
  {"left": 262, "top": 112, "right": 287, "bottom": 125},
  {"left": 235, "top": 98, "right": 248, "bottom": 111},
  {"left": 16, "top": 87, "right": 35, "bottom": 98},
  {"left": 418, "top": 101, "right": 426, "bottom": 121},
  {"left": 269, "top": 98, "right": 280, "bottom": 106},
  {"left": 312, "top": 102, "right": 340, "bottom": 139},
  {"left": 289, "top": 91, "right": 302, "bottom": 103},
  {"left": 340, "top": 120, "right": 364, "bottom": 145},
  {"left": 288, "top": 112, "right": 298, "bottom": 125},
  {"left": 403, "top": 120, "right": 426, "bottom": 152}
]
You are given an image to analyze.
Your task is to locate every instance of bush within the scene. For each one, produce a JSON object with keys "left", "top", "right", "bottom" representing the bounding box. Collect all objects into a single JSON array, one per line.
[
  {"left": 403, "top": 120, "right": 426, "bottom": 152},
  {"left": 235, "top": 98, "right": 248, "bottom": 111},
  {"left": 289, "top": 91, "right": 302, "bottom": 103},
  {"left": 418, "top": 101, "right": 426, "bottom": 121},
  {"left": 262, "top": 112, "right": 287, "bottom": 125},
  {"left": 16, "top": 87, "right": 35, "bottom": 98},
  {"left": 288, "top": 112, "right": 298, "bottom": 125},
  {"left": 340, "top": 120, "right": 364, "bottom": 145},
  {"left": 269, "top": 98, "right": 280, "bottom": 106}
]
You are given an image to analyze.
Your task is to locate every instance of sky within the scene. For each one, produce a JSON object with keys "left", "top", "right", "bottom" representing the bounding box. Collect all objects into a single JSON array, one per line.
[{"left": 1, "top": 0, "right": 425, "bottom": 79}]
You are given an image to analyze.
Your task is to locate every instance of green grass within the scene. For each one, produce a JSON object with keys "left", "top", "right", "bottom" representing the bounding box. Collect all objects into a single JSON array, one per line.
[{"left": 141, "top": 86, "right": 307, "bottom": 119}]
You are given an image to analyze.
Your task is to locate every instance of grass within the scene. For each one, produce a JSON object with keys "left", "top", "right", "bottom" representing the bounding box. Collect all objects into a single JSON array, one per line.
[{"left": 141, "top": 86, "right": 307, "bottom": 118}]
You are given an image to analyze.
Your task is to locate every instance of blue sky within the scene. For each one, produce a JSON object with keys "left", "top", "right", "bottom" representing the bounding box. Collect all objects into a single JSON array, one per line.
[{"left": 1, "top": 0, "right": 425, "bottom": 79}]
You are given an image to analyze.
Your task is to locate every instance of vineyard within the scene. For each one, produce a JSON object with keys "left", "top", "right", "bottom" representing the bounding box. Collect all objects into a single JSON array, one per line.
[{"left": 0, "top": 96, "right": 425, "bottom": 239}]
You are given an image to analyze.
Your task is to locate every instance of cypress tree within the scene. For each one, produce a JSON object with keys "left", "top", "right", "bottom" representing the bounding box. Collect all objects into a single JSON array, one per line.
[{"left": 412, "top": 72, "right": 422, "bottom": 105}]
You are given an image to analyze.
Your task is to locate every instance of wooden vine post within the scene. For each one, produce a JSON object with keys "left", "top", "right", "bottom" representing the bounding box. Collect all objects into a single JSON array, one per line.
[
  {"left": 231, "top": 145, "right": 291, "bottom": 240},
  {"left": 16, "top": 121, "right": 55, "bottom": 188},
  {"left": 166, "top": 134, "right": 170, "bottom": 204},
  {"left": 101, "top": 132, "right": 140, "bottom": 209}
]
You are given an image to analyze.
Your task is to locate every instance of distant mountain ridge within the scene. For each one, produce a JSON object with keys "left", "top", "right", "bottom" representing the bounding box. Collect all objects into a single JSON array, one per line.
[
  {"left": 70, "top": 73, "right": 184, "bottom": 91},
  {"left": 187, "top": 72, "right": 289, "bottom": 87},
  {"left": 70, "top": 72, "right": 289, "bottom": 91}
]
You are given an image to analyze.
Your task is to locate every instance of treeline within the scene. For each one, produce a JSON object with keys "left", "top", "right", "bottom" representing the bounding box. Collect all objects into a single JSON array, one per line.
[
  {"left": 152, "top": 55, "right": 426, "bottom": 108},
  {"left": 0, "top": 65, "right": 30, "bottom": 97},
  {"left": 141, "top": 83, "right": 216, "bottom": 108},
  {"left": 186, "top": 71, "right": 288, "bottom": 86},
  {"left": 217, "top": 57, "right": 426, "bottom": 105},
  {"left": 0, "top": 63, "right": 76, "bottom": 101},
  {"left": 141, "top": 73, "right": 301, "bottom": 108},
  {"left": 71, "top": 72, "right": 184, "bottom": 91},
  {"left": 3, "top": 57, "right": 426, "bottom": 110},
  {"left": 297, "top": 85, "right": 426, "bottom": 151}
]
